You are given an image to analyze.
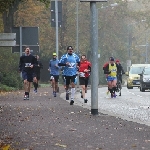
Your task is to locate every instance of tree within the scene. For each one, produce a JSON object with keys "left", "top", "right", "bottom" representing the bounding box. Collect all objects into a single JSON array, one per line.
[{"left": 1, "top": 0, "right": 50, "bottom": 32}]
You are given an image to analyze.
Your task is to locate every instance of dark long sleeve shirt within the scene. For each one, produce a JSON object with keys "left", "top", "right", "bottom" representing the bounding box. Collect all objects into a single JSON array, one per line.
[
  {"left": 19, "top": 54, "right": 38, "bottom": 73},
  {"left": 34, "top": 60, "right": 43, "bottom": 74}
]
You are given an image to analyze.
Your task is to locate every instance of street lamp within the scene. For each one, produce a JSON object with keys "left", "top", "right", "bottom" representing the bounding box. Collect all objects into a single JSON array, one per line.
[
  {"left": 76, "top": 0, "right": 79, "bottom": 54},
  {"left": 55, "top": 0, "right": 59, "bottom": 58},
  {"left": 76, "top": 0, "right": 80, "bottom": 88}
]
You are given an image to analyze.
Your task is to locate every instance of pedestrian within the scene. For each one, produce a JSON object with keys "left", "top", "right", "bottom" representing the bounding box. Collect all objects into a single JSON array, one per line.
[
  {"left": 103, "top": 57, "right": 120, "bottom": 98},
  {"left": 33, "top": 55, "right": 43, "bottom": 93},
  {"left": 19, "top": 46, "right": 37, "bottom": 100},
  {"left": 58, "top": 46, "right": 80, "bottom": 105},
  {"left": 115, "top": 59, "right": 125, "bottom": 83},
  {"left": 78, "top": 55, "right": 91, "bottom": 103},
  {"left": 49, "top": 52, "right": 60, "bottom": 97}
]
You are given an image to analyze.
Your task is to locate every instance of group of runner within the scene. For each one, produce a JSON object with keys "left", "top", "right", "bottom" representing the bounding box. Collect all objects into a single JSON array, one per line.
[
  {"left": 19, "top": 45, "right": 125, "bottom": 103},
  {"left": 19, "top": 46, "right": 91, "bottom": 104},
  {"left": 48, "top": 46, "right": 91, "bottom": 105}
]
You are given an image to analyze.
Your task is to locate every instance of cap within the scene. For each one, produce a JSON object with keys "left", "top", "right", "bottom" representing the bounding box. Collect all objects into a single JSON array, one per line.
[
  {"left": 116, "top": 59, "right": 120, "bottom": 62},
  {"left": 53, "top": 52, "right": 57, "bottom": 56},
  {"left": 67, "top": 46, "right": 73, "bottom": 50},
  {"left": 109, "top": 57, "right": 114, "bottom": 61}
]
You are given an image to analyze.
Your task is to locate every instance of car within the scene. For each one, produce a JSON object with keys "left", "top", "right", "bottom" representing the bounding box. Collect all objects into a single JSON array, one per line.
[
  {"left": 139, "top": 66, "right": 150, "bottom": 92},
  {"left": 126, "top": 64, "right": 150, "bottom": 89}
]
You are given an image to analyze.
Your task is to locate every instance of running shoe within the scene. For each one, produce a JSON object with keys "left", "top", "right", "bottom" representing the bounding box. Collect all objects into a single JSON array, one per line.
[
  {"left": 80, "top": 90, "right": 83, "bottom": 98},
  {"left": 113, "top": 93, "right": 117, "bottom": 98},
  {"left": 53, "top": 92, "right": 56, "bottom": 97},
  {"left": 111, "top": 93, "right": 113, "bottom": 98},
  {"left": 23, "top": 95, "right": 27, "bottom": 100},
  {"left": 84, "top": 99, "right": 88, "bottom": 103},
  {"left": 26, "top": 95, "right": 29, "bottom": 100},
  {"left": 70, "top": 99, "right": 74, "bottom": 105}
]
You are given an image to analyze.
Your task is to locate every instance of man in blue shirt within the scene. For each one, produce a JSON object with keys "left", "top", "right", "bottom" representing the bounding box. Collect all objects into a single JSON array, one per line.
[
  {"left": 49, "top": 53, "right": 60, "bottom": 97},
  {"left": 58, "top": 46, "right": 80, "bottom": 105}
]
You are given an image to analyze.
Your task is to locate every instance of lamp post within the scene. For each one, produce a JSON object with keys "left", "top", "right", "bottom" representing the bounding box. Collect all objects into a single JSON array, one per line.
[
  {"left": 80, "top": 0, "right": 108, "bottom": 115},
  {"left": 76, "top": 0, "right": 79, "bottom": 53},
  {"left": 55, "top": 0, "right": 59, "bottom": 58},
  {"left": 76, "top": 0, "right": 80, "bottom": 88}
]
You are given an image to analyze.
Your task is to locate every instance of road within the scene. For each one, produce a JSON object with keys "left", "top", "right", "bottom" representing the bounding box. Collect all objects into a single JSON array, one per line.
[
  {"left": 60, "top": 86, "right": 150, "bottom": 126},
  {"left": 1, "top": 86, "right": 150, "bottom": 149}
]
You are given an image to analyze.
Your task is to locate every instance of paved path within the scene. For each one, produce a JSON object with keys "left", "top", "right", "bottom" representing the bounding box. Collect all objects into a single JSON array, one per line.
[
  {"left": 0, "top": 86, "right": 150, "bottom": 150},
  {"left": 60, "top": 87, "right": 150, "bottom": 126}
]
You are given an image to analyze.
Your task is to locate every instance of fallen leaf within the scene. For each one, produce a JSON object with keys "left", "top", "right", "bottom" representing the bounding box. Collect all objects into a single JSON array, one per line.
[
  {"left": 55, "top": 143, "right": 67, "bottom": 148},
  {"left": 69, "top": 128, "right": 77, "bottom": 131},
  {"left": 0, "top": 144, "right": 10, "bottom": 150}
]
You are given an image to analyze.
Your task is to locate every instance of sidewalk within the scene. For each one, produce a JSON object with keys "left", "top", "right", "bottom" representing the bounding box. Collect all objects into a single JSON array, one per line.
[
  {"left": 60, "top": 86, "right": 150, "bottom": 126},
  {"left": 0, "top": 86, "right": 150, "bottom": 150}
]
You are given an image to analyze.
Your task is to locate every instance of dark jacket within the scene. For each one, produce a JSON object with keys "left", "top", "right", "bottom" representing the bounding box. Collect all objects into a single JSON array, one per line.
[
  {"left": 19, "top": 54, "right": 37, "bottom": 73},
  {"left": 117, "top": 63, "right": 125, "bottom": 75},
  {"left": 34, "top": 60, "right": 43, "bottom": 74}
]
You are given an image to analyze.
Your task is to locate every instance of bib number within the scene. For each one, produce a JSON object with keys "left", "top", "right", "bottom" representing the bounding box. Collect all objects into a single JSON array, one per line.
[
  {"left": 79, "top": 72, "right": 85, "bottom": 77},
  {"left": 25, "top": 63, "right": 31, "bottom": 67}
]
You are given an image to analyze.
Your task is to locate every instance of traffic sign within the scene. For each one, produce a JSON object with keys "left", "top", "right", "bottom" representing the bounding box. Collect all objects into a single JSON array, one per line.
[
  {"left": 12, "top": 27, "right": 39, "bottom": 45},
  {"left": 0, "top": 41, "right": 16, "bottom": 46},
  {"left": 50, "top": 1, "right": 62, "bottom": 27},
  {"left": 0, "top": 33, "right": 16, "bottom": 46}
]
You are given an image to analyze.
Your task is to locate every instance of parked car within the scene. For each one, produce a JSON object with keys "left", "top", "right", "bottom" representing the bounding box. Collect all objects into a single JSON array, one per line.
[
  {"left": 126, "top": 64, "right": 150, "bottom": 89},
  {"left": 139, "top": 66, "right": 150, "bottom": 92}
]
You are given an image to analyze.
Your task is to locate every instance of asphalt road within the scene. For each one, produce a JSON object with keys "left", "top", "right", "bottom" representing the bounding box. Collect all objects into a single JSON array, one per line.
[{"left": 0, "top": 86, "right": 150, "bottom": 150}]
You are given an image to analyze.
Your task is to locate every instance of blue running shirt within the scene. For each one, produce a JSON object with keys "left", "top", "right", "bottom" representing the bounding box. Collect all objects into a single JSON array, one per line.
[
  {"left": 59, "top": 53, "right": 80, "bottom": 76},
  {"left": 49, "top": 59, "right": 60, "bottom": 75}
]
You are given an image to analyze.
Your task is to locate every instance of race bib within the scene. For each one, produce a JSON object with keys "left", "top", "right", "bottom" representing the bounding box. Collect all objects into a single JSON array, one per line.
[
  {"left": 68, "top": 63, "right": 76, "bottom": 68},
  {"left": 79, "top": 72, "right": 85, "bottom": 77},
  {"left": 25, "top": 63, "right": 31, "bottom": 67}
]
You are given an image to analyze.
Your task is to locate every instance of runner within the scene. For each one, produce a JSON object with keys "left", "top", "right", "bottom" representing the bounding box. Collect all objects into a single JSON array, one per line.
[
  {"left": 78, "top": 55, "right": 91, "bottom": 103},
  {"left": 58, "top": 46, "right": 80, "bottom": 105},
  {"left": 49, "top": 52, "right": 60, "bottom": 97},
  {"left": 33, "top": 55, "right": 43, "bottom": 93},
  {"left": 103, "top": 57, "right": 118, "bottom": 98},
  {"left": 115, "top": 59, "right": 125, "bottom": 83},
  {"left": 19, "top": 46, "right": 37, "bottom": 100}
]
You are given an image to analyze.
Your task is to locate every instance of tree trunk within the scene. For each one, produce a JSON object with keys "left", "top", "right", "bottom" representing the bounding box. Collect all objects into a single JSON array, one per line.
[{"left": 2, "top": 0, "right": 20, "bottom": 33}]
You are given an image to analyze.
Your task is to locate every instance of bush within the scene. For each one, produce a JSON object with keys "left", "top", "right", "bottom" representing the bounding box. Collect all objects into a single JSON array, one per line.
[
  {"left": 0, "top": 84, "right": 16, "bottom": 92},
  {"left": 0, "top": 72, "right": 23, "bottom": 90}
]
